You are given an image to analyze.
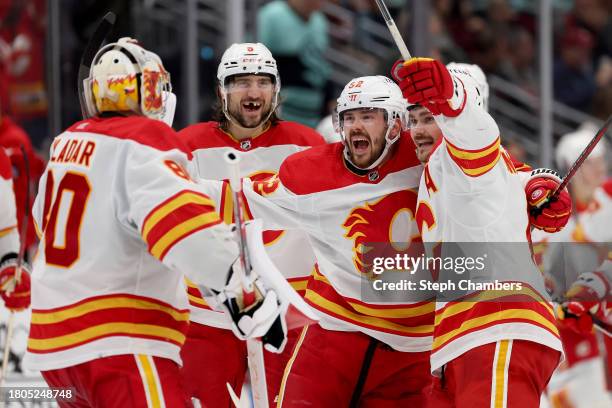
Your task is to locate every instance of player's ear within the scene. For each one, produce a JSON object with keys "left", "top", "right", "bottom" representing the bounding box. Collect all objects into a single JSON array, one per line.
[{"left": 390, "top": 117, "right": 402, "bottom": 138}]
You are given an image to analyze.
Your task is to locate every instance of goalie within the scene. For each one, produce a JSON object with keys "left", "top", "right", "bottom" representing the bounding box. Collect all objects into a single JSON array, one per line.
[{"left": 22, "top": 37, "right": 284, "bottom": 407}]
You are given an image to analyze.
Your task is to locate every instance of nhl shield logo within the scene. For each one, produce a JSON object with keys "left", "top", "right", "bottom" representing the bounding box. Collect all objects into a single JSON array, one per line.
[
  {"left": 368, "top": 171, "right": 379, "bottom": 182},
  {"left": 240, "top": 140, "right": 252, "bottom": 150}
]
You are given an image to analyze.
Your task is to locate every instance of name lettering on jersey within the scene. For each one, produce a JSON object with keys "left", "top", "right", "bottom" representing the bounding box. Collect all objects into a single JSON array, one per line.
[
  {"left": 416, "top": 200, "right": 436, "bottom": 235},
  {"left": 423, "top": 164, "right": 438, "bottom": 197},
  {"left": 50, "top": 138, "right": 96, "bottom": 167},
  {"left": 342, "top": 189, "right": 420, "bottom": 278}
]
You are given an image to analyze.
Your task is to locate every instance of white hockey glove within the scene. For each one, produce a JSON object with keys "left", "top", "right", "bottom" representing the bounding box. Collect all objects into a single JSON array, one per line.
[{"left": 215, "top": 258, "right": 287, "bottom": 352}]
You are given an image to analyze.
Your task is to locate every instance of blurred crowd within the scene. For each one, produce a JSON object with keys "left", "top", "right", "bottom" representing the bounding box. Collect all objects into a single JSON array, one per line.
[
  {"left": 0, "top": 0, "right": 610, "bottom": 155},
  {"left": 327, "top": 0, "right": 611, "bottom": 116}
]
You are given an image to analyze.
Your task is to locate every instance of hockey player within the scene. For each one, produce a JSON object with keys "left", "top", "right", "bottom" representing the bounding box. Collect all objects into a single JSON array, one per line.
[
  {"left": 394, "top": 58, "right": 566, "bottom": 407},
  {"left": 0, "top": 113, "right": 45, "bottom": 256},
  {"left": 177, "top": 42, "right": 324, "bottom": 406},
  {"left": 534, "top": 127, "right": 611, "bottom": 407},
  {"left": 232, "top": 75, "right": 435, "bottom": 407},
  {"left": 0, "top": 148, "right": 30, "bottom": 312},
  {"left": 22, "top": 38, "right": 282, "bottom": 407}
]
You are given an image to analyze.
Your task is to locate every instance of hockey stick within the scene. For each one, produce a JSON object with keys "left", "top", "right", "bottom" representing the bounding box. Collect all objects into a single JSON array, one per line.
[
  {"left": 0, "top": 145, "right": 30, "bottom": 387},
  {"left": 552, "top": 115, "right": 611, "bottom": 200},
  {"left": 374, "top": 0, "right": 412, "bottom": 60},
  {"left": 531, "top": 115, "right": 611, "bottom": 217},
  {"left": 224, "top": 151, "right": 269, "bottom": 408},
  {"left": 78, "top": 12, "right": 116, "bottom": 118},
  {"left": 592, "top": 315, "right": 612, "bottom": 338}
]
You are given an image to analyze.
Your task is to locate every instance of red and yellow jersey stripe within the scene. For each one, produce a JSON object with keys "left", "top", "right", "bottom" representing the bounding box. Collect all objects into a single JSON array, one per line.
[
  {"left": 0, "top": 224, "right": 16, "bottom": 238},
  {"left": 185, "top": 277, "right": 212, "bottom": 311},
  {"left": 28, "top": 293, "right": 190, "bottom": 354},
  {"left": 304, "top": 265, "right": 434, "bottom": 337},
  {"left": 445, "top": 136, "right": 501, "bottom": 177},
  {"left": 142, "top": 190, "right": 222, "bottom": 260},
  {"left": 184, "top": 274, "right": 310, "bottom": 314},
  {"left": 432, "top": 283, "right": 559, "bottom": 354}
]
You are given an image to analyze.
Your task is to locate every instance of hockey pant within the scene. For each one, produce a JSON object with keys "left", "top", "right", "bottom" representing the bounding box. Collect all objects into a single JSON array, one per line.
[
  {"left": 430, "top": 340, "right": 561, "bottom": 408},
  {"left": 275, "top": 323, "right": 433, "bottom": 407},
  {"left": 179, "top": 321, "right": 300, "bottom": 407},
  {"left": 41, "top": 354, "right": 191, "bottom": 408}
]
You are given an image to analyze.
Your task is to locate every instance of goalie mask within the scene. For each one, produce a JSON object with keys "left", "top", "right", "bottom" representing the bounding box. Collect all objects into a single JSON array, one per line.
[
  {"left": 217, "top": 43, "right": 280, "bottom": 126},
  {"left": 335, "top": 75, "right": 407, "bottom": 170},
  {"left": 83, "top": 37, "right": 176, "bottom": 126}
]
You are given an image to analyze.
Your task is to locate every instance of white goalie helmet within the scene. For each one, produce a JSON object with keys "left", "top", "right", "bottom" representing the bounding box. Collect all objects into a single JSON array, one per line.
[
  {"left": 335, "top": 75, "right": 407, "bottom": 170},
  {"left": 217, "top": 43, "right": 280, "bottom": 124},
  {"left": 83, "top": 37, "right": 176, "bottom": 126}
]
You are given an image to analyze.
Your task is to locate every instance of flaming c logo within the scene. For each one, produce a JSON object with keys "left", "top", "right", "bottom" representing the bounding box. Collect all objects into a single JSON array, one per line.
[
  {"left": 342, "top": 190, "right": 421, "bottom": 278},
  {"left": 250, "top": 171, "right": 284, "bottom": 245},
  {"left": 251, "top": 171, "right": 280, "bottom": 197}
]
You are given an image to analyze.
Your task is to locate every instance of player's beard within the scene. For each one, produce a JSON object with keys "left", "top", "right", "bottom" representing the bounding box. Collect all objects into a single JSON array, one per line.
[
  {"left": 348, "top": 129, "right": 385, "bottom": 168},
  {"left": 228, "top": 99, "right": 273, "bottom": 129}
]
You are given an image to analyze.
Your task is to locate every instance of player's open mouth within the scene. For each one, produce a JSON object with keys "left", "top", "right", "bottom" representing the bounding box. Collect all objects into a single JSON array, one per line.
[
  {"left": 414, "top": 137, "right": 434, "bottom": 150},
  {"left": 351, "top": 136, "right": 370, "bottom": 153},
  {"left": 243, "top": 101, "right": 262, "bottom": 113}
]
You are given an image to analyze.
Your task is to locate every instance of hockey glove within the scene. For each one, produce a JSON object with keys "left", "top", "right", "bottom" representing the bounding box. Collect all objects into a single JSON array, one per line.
[
  {"left": 526, "top": 168, "right": 571, "bottom": 233},
  {"left": 557, "top": 270, "right": 610, "bottom": 334},
  {"left": 217, "top": 259, "right": 287, "bottom": 353},
  {"left": 391, "top": 58, "right": 462, "bottom": 116},
  {"left": 0, "top": 254, "right": 31, "bottom": 311}
]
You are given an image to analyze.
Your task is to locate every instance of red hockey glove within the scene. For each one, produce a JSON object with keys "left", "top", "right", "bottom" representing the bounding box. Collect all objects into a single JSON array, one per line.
[
  {"left": 0, "top": 258, "right": 31, "bottom": 311},
  {"left": 557, "top": 271, "right": 610, "bottom": 334},
  {"left": 391, "top": 58, "right": 461, "bottom": 116},
  {"left": 525, "top": 168, "right": 571, "bottom": 233}
]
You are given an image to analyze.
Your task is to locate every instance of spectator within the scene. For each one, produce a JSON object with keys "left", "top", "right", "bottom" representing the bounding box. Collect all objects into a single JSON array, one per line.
[
  {"left": 565, "top": 0, "right": 612, "bottom": 67},
  {"left": 257, "top": 0, "right": 331, "bottom": 128},
  {"left": 553, "top": 27, "right": 597, "bottom": 112},
  {"left": 0, "top": 1, "right": 48, "bottom": 150},
  {"left": 498, "top": 26, "right": 537, "bottom": 94}
]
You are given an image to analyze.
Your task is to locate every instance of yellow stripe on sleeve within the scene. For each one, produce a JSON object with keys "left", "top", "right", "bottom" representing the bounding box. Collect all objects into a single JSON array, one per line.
[{"left": 143, "top": 192, "right": 215, "bottom": 241}]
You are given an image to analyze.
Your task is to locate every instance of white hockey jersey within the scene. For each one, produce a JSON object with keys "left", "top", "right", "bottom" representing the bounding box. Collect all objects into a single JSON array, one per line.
[
  {"left": 415, "top": 69, "right": 562, "bottom": 372},
  {"left": 24, "top": 116, "right": 238, "bottom": 371},
  {"left": 0, "top": 149, "right": 19, "bottom": 260},
  {"left": 178, "top": 121, "right": 323, "bottom": 328},
  {"left": 573, "top": 179, "right": 612, "bottom": 243},
  {"left": 532, "top": 179, "right": 612, "bottom": 295},
  {"left": 240, "top": 135, "right": 434, "bottom": 352}
]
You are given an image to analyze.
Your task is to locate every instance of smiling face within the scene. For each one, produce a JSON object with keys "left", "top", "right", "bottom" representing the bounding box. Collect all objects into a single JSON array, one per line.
[
  {"left": 225, "top": 74, "right": 275, "bottom": 128},
  {"left": 341, "top": 108, "right": 399, "bottom": 168},
  {"left": 408, "top": 105, "right": 443, "bottom": 163}
]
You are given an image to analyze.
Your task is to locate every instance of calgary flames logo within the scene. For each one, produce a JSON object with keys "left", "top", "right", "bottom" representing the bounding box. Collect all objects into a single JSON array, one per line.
[
  {"left": 249, "top": 171, "right": 283, "bottom": 245},
  {"left": 251, "top": 171, "right": 280, "bottom": 197},
  {"left": 142, "top": 68, "right": 163, "bottom": 112},
  {"left": 342, "top": 190, "right": 421, "bottom": 278}
]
